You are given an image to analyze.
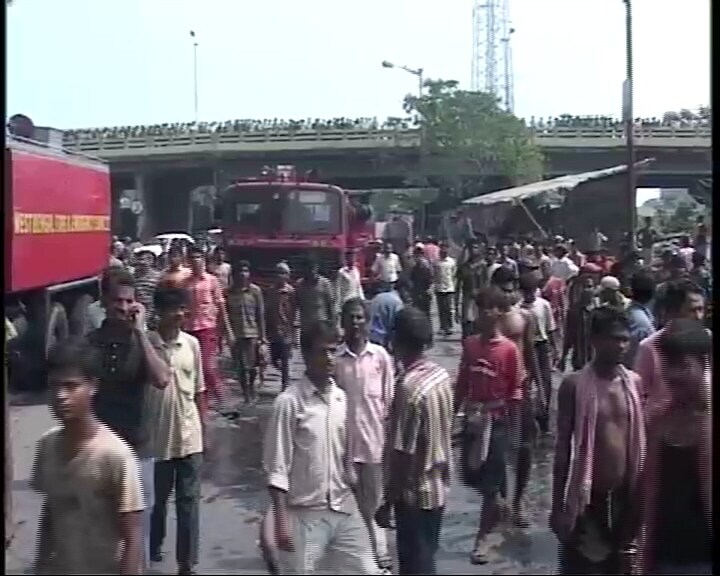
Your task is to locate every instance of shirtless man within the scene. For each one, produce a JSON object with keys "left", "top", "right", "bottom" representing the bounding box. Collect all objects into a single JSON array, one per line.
[
  {"left": 490, "top": 265, "right": 539, "bottom": 527},
  {"left": 551, "top": 307, "right": 646, "bottom": 575}
]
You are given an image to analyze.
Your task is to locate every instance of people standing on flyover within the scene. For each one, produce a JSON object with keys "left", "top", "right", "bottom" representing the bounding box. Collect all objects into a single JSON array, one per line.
[
  {"left": 295, "top": 255, "right": 336, "bottom": 334},
  {"left": 377, "top": 307, "right": 453, "bottom": 575},
  {"left": 433, "top": 242, "right": 457, "bottom": 337},
  {"left": 147, "top": 286, "right": 204, "bottom": 576},
  {"left": 336, "top": 249, "right": 365, "bottom": 314},
  {"left": 86, "top": 269, "right": 170, "bottom": 569},
  {"left": 265, "top": 262, "right": 296, "bottom": 392},
  {"left": 185, "top": 246, "right": 234, "bottom": 419},
  {"left": 551, "top": 307, "right": 646, "bottom": 575},
  {"left": 408, "top": 243, "right": 434, "bottom": 320},
  {"left": 161, "top": 245, "right": 192, "bottom": 289},
  {"left": 372, "top": 241, "right": 403, "bottom": 288},
  {"left": 336, "top": 298, "right": 395, "bottom": 572},
  {"left": 32, "top": 339, "right": 144, "bottom": 575},
  {"left": 262, "top": 320, "right": 377, "bottom": 575},
  {"left": 226, "top": 260, "right": 266, "bottom": 406},
  {"left": 455, "top": 287, "right": 524, "bottom": 565},
  {"left": 456, "top": 238, "right": 489, "bottom": 339}
]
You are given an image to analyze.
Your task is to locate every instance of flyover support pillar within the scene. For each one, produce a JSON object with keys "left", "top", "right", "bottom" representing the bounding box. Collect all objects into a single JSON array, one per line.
[{"left": 134, "top": 172, "right": 152, "bottom": 241}]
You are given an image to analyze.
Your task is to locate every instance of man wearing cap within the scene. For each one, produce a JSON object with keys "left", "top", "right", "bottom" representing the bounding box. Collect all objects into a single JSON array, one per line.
[
  {"left": 598, "top": 275, "right": 630, "bottom": 310},
  {"left": 265, "top": 262, "right": 297, "bottom": 391}
]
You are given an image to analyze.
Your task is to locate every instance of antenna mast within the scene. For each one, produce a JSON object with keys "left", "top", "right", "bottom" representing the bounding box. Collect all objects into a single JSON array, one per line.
[{"left": 471, "top": 0, "right": 515, "bottom": 113}]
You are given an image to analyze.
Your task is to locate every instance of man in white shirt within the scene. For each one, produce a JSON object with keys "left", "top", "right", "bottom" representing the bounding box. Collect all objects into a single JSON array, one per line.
[
  {"left": 336, "top": 249, "right": 365, "bottom": 314},
  {"left": 549, "top": 244, "right": 580, "bottom": 282},
  {"left": 147, "top": 286, "right": 204, "bottom": 575},
  {"left": 336, "top": 299, "right": 394, "bottom": 571},
  {"left": 372, "top": 242, "right": 402, "bottom": 286},
  {"left": 519, "top": 272, "right": 557, "bottom": 435},
  {"left": 263, "top": 320, "right": 376, "bottom": 575},
  {"left": 434, "top": 243, "right": 457, "bottom": 336}
]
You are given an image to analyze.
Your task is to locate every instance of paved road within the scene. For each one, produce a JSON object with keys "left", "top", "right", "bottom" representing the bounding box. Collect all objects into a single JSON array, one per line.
[{"left": 6, "top": 331, "right": 561, "bottom": 575}]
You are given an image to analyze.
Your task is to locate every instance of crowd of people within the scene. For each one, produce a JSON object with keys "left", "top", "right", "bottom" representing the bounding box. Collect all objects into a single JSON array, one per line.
[
  {"left": 61, "top": 111, "right": 710, "bottom": 144},
  {"left": 17, "top": 214, "right": 712, "bottom": 575}
]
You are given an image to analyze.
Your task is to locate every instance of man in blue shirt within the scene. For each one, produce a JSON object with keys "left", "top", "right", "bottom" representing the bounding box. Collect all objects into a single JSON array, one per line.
[
  {"left": 368, "top": 281, "right": 405, "bottom": 349},
  {"left": 624, "top": 271, "right": 656, "bottom": 368}
]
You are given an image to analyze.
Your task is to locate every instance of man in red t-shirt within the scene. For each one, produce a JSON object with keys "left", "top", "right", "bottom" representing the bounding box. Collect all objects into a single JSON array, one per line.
[{"left": 455, "top": 287, "right": 524, "bottom": 565}]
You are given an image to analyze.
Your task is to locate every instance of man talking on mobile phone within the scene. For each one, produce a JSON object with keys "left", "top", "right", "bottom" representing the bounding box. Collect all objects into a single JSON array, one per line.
[{"left": 86, "top": 268, "right": 171, "bottom": 570}]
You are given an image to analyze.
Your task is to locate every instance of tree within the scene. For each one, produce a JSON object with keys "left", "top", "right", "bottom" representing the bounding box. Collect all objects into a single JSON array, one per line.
[
  {"left": 662, "top": 201, "right": 697, "bottom": 234},
  {"left": 402, "top": 79, "right": 544, "bottom": 205}
]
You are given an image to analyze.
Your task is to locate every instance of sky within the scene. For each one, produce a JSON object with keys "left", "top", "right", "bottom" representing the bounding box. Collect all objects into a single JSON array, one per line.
[{"left": 7, "top": 0, "right": 710, "bottom": 129}]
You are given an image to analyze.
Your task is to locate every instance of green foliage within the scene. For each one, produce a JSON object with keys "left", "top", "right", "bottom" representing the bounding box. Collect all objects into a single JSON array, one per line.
[
  {"left": 402, "top": 79, "right": 544, "bottom": 202},
  {"left": 658, "top": 201, "right": 699, "bottom": 234}
]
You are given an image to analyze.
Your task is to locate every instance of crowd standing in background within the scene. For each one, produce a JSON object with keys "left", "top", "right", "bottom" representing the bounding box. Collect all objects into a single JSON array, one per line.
[
  {"left": 62, "top": 112, "right": 711, "bottom": 144},
  {"left": 25, "top": 219, "right": 712, "bottom": 575}
]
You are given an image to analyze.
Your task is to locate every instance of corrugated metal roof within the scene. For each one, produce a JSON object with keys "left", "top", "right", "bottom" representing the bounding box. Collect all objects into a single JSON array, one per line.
[{"left": 462, "top": 159, "right": 654, "bottom": 206}]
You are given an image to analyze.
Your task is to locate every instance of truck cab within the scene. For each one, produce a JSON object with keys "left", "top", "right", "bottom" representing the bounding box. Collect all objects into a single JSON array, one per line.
[{"left": 219, "top": 166, "right": 376, "bottom": 286}]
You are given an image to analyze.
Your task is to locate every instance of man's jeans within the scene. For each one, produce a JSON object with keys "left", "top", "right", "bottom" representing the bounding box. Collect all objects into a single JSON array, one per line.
[
  {"left": 150, "top": 453, "right": 202, "bottom": 569},
  {"left": 138, "top": 457, "right": 155, "bottom": 568},
  {"left": 395, "top": 501, "right": 444, "bottom": 575}
]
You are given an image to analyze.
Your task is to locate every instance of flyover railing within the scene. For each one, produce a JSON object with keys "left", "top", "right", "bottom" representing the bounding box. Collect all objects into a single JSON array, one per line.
[{"left": 62, "top": 125, "right": 711, "bottom": 153}]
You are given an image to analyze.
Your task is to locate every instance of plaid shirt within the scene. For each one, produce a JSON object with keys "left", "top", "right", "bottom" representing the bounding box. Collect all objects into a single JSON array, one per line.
[{"left": 388, "top": 358, "right": 454, "bottom": 510}]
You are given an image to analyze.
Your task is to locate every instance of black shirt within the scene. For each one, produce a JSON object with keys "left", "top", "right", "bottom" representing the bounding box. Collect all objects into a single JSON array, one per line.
[{"left": 87, "top": 321, "right": 149, "bottom": 450}]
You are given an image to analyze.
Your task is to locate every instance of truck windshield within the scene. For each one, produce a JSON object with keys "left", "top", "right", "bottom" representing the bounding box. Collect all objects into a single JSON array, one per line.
[{"left": 224, "top": 186, "right": 342, "bottom": 235}]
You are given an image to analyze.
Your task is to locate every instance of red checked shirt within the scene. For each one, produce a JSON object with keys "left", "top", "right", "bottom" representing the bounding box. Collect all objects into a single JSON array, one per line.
[{"left": 455, "top": 334, "right": 524, "bottom": 418}]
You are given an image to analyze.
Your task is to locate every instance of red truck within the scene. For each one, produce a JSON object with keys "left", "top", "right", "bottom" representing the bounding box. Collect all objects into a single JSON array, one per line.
[
  {"left": 219, "top": 166, "right": 377, "bottom": 287},
  {"left": 5, "top": 129, "right": 111, "bottom": 390}
]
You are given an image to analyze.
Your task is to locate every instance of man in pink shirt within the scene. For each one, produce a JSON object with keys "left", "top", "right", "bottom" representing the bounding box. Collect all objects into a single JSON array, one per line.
[
  {"left": 634, "top": 279, "right": 706, "bottom": 424},
  {"left": 185, "top": 246, "right": 234, "bottom": 418},
  {"left": 335, "top": 297, "right": 394, "bottom": 572}
]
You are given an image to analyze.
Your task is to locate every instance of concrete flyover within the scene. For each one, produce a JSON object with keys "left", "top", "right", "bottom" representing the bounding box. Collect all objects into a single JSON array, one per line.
[
  {"left": 64, "top": 124, "right": 711, "bottom": 160},
  {"left": 64, "top": 124, "right": 710, "bottom": 238}
]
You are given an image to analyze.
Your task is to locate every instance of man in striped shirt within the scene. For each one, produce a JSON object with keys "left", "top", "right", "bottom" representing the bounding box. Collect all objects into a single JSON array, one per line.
[
  {"left": 377, "top": 307, "right": 453, "bottom": 575},
  {"left": 133, "top": 249, "right": 162, "bottom": 329}
]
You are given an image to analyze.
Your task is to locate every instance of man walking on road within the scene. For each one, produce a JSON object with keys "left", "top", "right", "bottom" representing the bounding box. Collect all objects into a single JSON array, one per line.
[
  {"left": 377, "top": 307, "right": 453, "bottom": 575},
  {"left": 456, "top": 239, "right": 488, "bottom": 338},
  {"left": 336, "top": 249, "right": 365, "bottom": 312},
  {"left": 265, "top": 262, "right": 297, "bottom": 392},
  {"left": 336, "top": 299, "right": 395, "bottom": 572},
  {"left": 368, "top": 281, "right": 405, "bottom": 350},
  {"left": 227, "top": 260, "right": 266, "bottom": 406},
  {"left": 372, "top": 242, "right": 403, "bottom": 287},
  {"left": 551, "top": 307, "right": 646, "bottom": 575},
  {"left": 185, "top": 246, "right": 234, "bottom": 418},
  {"left": 147, "top": 286, "right": 205, "bottom": 575},
  {"left": 295, "top": 256, "right": 336, "bottom": 334},
  {"left": 32, "top": 339, "right": 144, "bottom": 575},
  {"left": 86, "top": 268, "right": 170, "bottom": 569},
  {"left": 434, "top": 242, "right": 457, "bottom": 336},
  {"left": 263, "top": 320, "right": 377, "bottom": 575}
]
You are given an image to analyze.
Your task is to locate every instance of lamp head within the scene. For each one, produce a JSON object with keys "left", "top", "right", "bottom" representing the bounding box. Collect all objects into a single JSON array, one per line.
[{"left": 381, "top": 61, "right": 394, "bottom": 69}]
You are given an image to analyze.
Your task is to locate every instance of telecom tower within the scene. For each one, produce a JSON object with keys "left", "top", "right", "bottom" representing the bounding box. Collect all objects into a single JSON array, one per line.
[{"left": 471, "top": 0, "right": 515, "bottom": 113}]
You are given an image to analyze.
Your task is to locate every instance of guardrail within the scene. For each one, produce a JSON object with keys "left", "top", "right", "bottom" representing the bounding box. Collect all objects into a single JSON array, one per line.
[{"left": 61, "top": 125, "right": 711, "bottom": 155}]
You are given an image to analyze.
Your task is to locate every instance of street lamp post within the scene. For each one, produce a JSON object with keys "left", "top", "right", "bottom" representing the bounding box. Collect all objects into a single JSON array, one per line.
[
  {"left": 623, "top": 0, "right": 636, "bottom": 247},
  {"left": 190, "top": 30, "right": 199, "bottom": 123},
  {"left": 381, "top": 60, "right": 424, "bottom": 97}
]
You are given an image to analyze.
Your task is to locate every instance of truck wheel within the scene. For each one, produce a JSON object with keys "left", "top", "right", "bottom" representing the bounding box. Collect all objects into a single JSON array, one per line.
[
  {"left": 45, "top": 303, "right": 69, "bottom": 355},
  {"left": 69, "top": 294, "right": 95, "bottom": 337}
]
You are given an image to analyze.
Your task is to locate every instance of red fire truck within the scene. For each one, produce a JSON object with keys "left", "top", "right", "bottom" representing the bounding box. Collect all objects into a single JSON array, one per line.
[
  {"left": 5, "top": 126, "right": 111, "bottom": 390},
  {"left": 219, "top": 166, "right": 377, "bottom": 286}
]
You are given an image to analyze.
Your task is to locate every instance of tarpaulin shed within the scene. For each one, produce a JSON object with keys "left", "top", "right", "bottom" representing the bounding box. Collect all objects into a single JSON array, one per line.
[{"left": 462, "top": 159, "right": 654, "bottom": 207}]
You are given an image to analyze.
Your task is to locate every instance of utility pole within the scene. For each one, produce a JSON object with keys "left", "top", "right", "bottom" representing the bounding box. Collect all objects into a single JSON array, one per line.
[
  {"left": 190, "top": 30, "right": 199, "bottom": 123},
  {"left": 623, "top": 0, "right": 636, "bottom": 247}
]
